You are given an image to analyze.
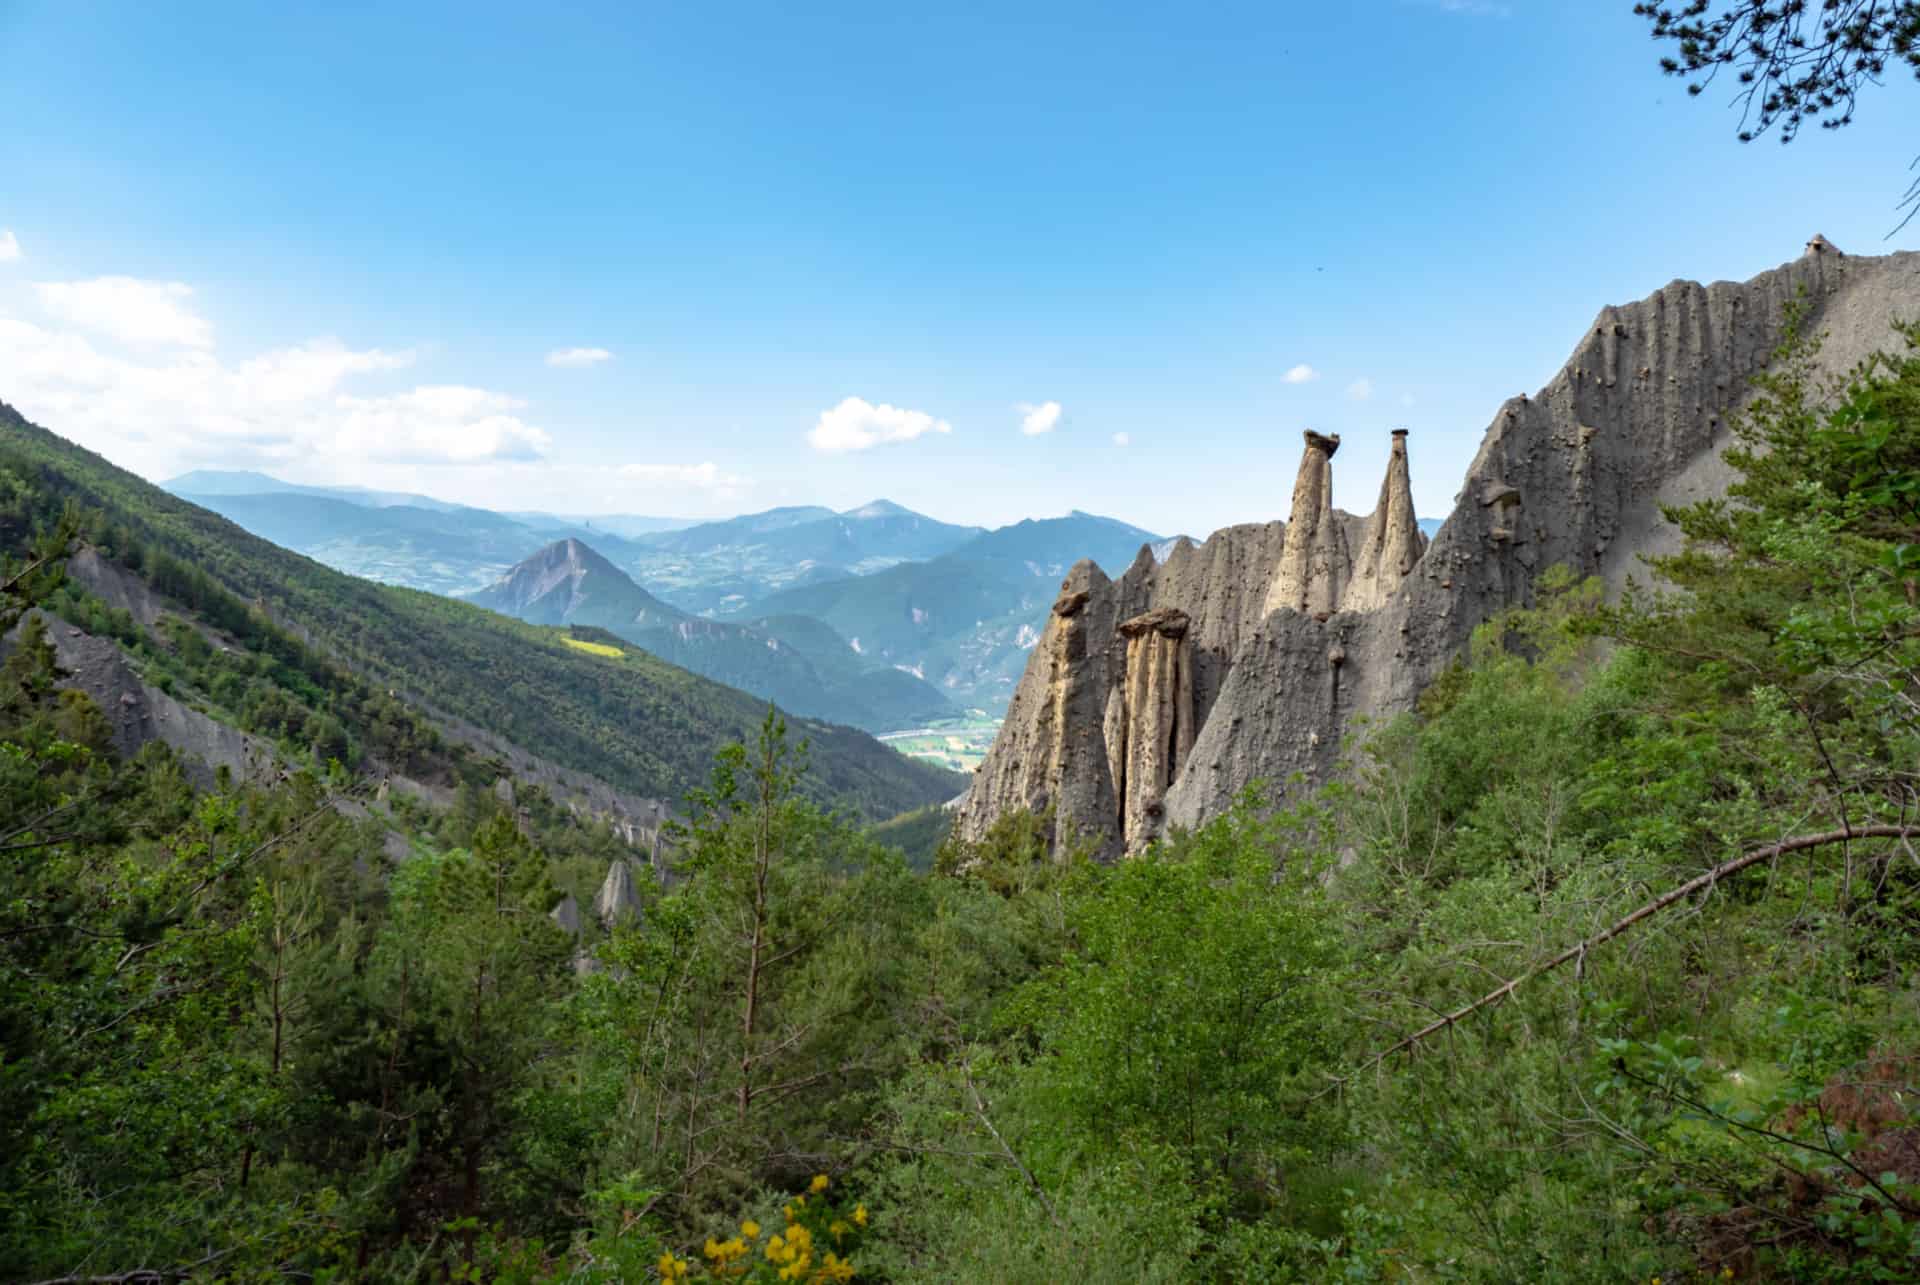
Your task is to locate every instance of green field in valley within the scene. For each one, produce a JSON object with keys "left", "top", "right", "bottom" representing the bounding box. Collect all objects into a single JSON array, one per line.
[{"left": 877, "top": 712, "right": 1001, "bottom": 775}]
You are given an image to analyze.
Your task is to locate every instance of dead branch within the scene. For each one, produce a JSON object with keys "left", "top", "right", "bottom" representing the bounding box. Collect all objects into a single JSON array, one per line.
[
  {"left": 961, "top": 1057, "right": 1062, "bottom": 1230},
  {"left": 1319, "top": 825, "right": 1920, "bottom": 1097}
]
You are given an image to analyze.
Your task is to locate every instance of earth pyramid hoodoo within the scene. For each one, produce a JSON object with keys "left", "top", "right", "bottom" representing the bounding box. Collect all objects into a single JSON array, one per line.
[
  {"left": 955, "top": 246, "right": 1920, "bottom": 859},
  {"left": 957, "top": 425, "right": 1431, "bottom": 856},
  {"left": 1264, "top": 430, "right": 1347, "bottom": 617}
]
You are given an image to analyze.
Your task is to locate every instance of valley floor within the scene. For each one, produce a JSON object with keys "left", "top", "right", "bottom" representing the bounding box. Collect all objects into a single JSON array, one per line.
[{"left": 876, "top": 711, "right": 1002, "bottom": 774}]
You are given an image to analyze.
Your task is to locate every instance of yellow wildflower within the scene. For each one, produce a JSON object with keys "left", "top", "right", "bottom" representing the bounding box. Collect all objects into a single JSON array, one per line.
[
  {"left": 820, "top": 1250, "right": 857, "bottom": 1283},
  {"left": 657, "top": 1251, "right": 690, "bottom": 1281},
  {"left": 830, "top": 1218, "right": 851, "bottom": 1241},
  {"left": 810, "top": 1173, "right": 831, "bottom": 1194},
  {"left": 853, "top": 1203, "right": 868, "bottom": 1228},
  {"left": 784, "top": 1201, "right": 798, "bottom": 1221},
  {"left": 741, "top": 1219, "right": 761, "bottom": 1239}
]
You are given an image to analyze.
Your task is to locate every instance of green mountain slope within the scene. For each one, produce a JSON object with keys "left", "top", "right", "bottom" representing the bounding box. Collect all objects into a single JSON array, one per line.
[
  {"left": 469, "top": 539, "right": 957, "bottom": 732},
  {"left": 1, "top": 404, "right": 962, "bottom": 819},
  {"left": 753, "top": 511, "right": 1164, "bottom": 709}
]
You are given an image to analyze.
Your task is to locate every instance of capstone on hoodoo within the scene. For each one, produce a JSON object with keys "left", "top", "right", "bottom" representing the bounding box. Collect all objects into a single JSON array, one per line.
[{"left": 956, "top": 243, "right": 1920, "bottom": 860}]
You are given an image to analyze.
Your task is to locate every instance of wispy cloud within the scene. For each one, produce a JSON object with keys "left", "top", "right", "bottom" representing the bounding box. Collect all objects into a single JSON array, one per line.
[
  {"left": 546, "top": 346, "right": 612, "bottom": 368},
  {"left": 0, "top": 230, "right": 19, "bottom": 263},
  {"left": 618, "top": 460, "right": 752, "bottom": 502},
  {"left": 1017, "top": 400, "right": 1062, "bottom": 436},
  {"left": 35, "top": 276, "right": 213, "bottom": 348},
  {"left": 1112, "top": 431, "right": 1131, "bottom": 447},
  {"left": 807, "top": 396, "right": 952, "bottom": 452},
  {"left": 1282, "top": 364, "right": 1318, "bottom": 384},
  {"left": 1346, "top": 378, "right": 1373, "bottom": 401}
]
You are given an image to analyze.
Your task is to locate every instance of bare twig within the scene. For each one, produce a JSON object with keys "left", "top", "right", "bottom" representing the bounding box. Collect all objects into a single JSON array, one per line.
[
  {"left": 1319, "top": 825, "right": 1920, "bottom": 1097},
  {"left": 961, "top": 1057, "right": 1062, "bottom": 1229}
]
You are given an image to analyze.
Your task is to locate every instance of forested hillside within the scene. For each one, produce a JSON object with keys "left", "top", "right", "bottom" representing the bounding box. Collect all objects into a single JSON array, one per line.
[{"left": 0, "top": 404, "right": 960, "bottom": 820}]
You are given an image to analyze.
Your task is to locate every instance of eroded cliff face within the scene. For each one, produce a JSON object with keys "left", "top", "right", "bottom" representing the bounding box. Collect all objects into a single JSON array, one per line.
[{"left": 957, "top": 243, "right": 1920, "bottom": 856}]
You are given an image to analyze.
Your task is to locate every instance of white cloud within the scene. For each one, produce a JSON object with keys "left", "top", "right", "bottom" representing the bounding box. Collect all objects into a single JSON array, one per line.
[
  {"left": 0, "top": 230, "right": 18, "bottom": 263},
  {"left": 1016, "top": 400, "right": 1062, "bottom": 436},
  {"left": 1282, "top": 364, "right": 1318, "bottom": 384},
  {"left": 1112, "top": 432, "right": 1131, "bottom": 447},
  {"left": 35, "top": 276, "right": 213, "bottom": 348},
  {"left": 1346, "top": 378, "right": 1373, "bottom": 401},
  {"left": 807, "top": 396, "right": 951, "bottom": 452},
  {"left": 0, "top": 305, "right": 547, "bottom": 478},
  {"left": 333, "top": 386, "right": 551, "bottom": 463},
  {"left": 546, "top": 346, "right": 612, "bottom": 368}
]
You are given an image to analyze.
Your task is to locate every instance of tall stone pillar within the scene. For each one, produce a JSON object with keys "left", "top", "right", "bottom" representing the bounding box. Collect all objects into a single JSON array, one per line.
[
  {"left": 1112, "top": 607, "right": 1194, "bottom": 850},
  {"left": 1264, "top": 431, "right": 1349, "bottom": 617},
  {"left": 1345, "top": 429, "right": 1427, "bottom": 610}
]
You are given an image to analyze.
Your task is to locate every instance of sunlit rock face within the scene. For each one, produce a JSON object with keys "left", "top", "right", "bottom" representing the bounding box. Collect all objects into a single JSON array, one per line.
[{"left": 957, "top": 245, "right": 1920, "bottom": 857}]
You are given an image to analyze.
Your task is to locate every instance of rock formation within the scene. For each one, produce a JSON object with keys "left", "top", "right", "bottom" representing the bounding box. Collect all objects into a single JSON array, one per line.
[
  {"left": 1263, "top": 431, "right": 1348, "bottom": 617},
  {"left": 593, "top": 859, "right": 641, "bottom": 926},
  {"left": 1108, "top": 607, "right": 1195, "bottom": 843},
  {"left": 1344, "top": 430, "right": 1423, "bottom": 612},
  {"left": 957, "top": 244, "right": 1920, "bottom": 856}
]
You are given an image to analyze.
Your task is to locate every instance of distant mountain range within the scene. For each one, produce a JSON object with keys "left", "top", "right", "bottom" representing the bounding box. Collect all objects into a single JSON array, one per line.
[
  {"left": 620, "top": 499, "right": 987, "bottom": 615},
  {"left": 467, "top": 539, "right": 957, "bottom": 733},
  {"left": 165, "top": 472, "right": 686, "bottom": 595},
  {"left": 165, "top": 470, "right": 1433, "bottom": 727},
  {"left": 752, "top": 511, "right": 1166, "bottom": 705}
]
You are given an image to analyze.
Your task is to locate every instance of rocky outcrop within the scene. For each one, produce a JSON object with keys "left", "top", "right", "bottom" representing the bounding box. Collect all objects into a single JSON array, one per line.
[
  {"left": 957, "top": 244, "right": 1920, "bottom": 856},
  {"left": 7, "top": 611, "right": 277, "bottom": 788}
]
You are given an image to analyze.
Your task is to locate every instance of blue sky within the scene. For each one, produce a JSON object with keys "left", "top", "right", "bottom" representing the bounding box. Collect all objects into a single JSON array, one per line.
[{"left": 0, "top": 0, "right": 1914, "bottom": 536}]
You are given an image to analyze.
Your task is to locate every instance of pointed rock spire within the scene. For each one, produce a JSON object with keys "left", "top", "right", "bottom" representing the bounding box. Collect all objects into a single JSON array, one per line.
[
  {"left": 593, "top": 859, "right": 641, "bottom": 927},
  {"left": 1264, "top": 430, "right": 1349, "bottom": 618},
  {"left": 1345, "top": 429, "right": 1427, "bottom": 611},
  {"left": 550, "top": 892, "right": 582, "bottom": 935}
]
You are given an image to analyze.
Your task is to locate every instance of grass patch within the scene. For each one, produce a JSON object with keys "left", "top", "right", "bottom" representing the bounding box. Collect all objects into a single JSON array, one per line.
[{"left": 561, "top": 636, "right": 624, "bottom": 659}]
